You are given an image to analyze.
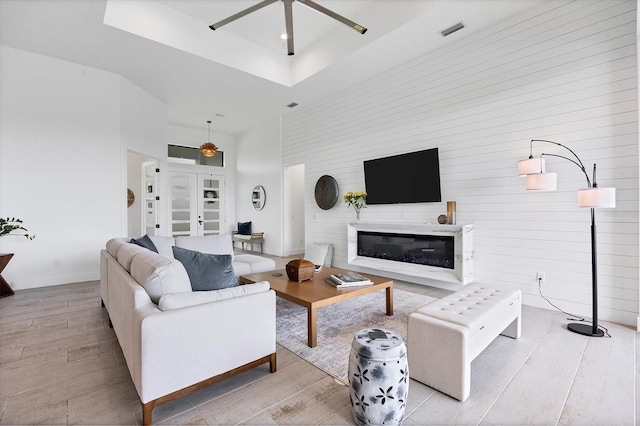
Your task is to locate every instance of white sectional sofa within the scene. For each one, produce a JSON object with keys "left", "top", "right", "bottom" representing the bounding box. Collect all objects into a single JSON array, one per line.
[{"left": 99, "top": 234, "right": 277, "bottom": 425}]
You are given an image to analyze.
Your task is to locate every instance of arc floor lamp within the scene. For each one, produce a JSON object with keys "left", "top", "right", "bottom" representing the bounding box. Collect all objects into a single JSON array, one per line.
[{"left": 518, "top": 139, "right": 616, "bottom": 337}]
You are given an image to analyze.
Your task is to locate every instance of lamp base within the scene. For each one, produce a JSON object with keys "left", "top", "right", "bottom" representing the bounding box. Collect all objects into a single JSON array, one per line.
[{"left": 568, "top": 322, "right": 604, "bottom": 337}]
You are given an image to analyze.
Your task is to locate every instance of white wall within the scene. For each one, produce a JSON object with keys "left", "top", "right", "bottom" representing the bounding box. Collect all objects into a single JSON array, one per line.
[
  {"left": 0, "top": 46, "right": 121, "bottom": 289},
  {"left": 235, "top": 119, "right": 283, "bottom": 255},
  {"left": 0, "top": 45, "right": 168, "bottom": 289},
  {"left": 282, "top": 0, "right": 639, "bottom": 326},
  {"left": 283, "top": 164, "right": 305, "bottom": 255}
]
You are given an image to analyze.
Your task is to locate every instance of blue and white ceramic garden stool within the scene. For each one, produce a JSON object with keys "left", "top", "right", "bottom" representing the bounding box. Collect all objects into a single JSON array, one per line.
[{"left": 348, "top": 328, "right": 409, "bottom": 426}]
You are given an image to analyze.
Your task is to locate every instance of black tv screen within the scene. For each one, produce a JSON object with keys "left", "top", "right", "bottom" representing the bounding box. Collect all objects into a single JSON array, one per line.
[{"left": 364, "top": 148, "right": 442, "bottom": 204}]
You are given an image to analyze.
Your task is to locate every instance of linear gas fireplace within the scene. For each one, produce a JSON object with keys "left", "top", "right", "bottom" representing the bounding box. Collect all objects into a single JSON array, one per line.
[
  {"left": 358, "top": 231, "right": 455, "bottom": 269},
  {"left": 348, "top": 222, "right": 473, "bottom": 285}
]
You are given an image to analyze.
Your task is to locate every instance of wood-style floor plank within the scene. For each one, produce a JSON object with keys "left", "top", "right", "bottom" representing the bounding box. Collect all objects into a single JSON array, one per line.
[
  {"left": 196, "top": 357, "right": 329, "bottom": 425},
  {"left": 0, "top": 278, "right": 636, "bottom": 426},
  {"left": 559, "top": 321, "right": 636, "bottom": 425}
]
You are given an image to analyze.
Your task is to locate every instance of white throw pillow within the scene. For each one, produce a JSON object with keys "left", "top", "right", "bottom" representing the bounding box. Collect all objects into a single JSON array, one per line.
[
  {"left": 149, "top": 236, "right": 176, "bottom": 259},
  {"left": 130, "top": 251, "right": 192, "bottom": 304},
  {"left": 305, "top": 242, "right": 332, "bottom": 267},
  {"left": 175, "top": 234, "right": 235, "bottom": 260},
  {"left": 158, "top": 281, "right": 270, "bottom": 311}
]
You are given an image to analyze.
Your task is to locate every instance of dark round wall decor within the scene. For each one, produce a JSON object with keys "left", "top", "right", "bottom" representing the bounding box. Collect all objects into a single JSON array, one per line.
[{"left": 314, "top": 175, "right": 339, "bottom": 210}]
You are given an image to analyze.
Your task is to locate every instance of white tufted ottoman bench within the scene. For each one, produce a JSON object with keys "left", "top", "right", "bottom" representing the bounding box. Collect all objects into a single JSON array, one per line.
[{"left": 407, "top": 285, "right": 521, "bottom": 402}]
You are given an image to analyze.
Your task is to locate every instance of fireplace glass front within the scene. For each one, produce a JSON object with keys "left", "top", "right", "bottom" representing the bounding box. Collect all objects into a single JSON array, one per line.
[{"left": 357, "top": 231, "right": 454, "bottom": 269}]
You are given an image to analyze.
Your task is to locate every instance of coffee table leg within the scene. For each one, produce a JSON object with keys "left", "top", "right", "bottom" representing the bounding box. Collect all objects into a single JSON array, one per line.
[
  {"left": 386, "top": 286, "right": 393, "bottom": 316},
  {"left": 308, "top": 305, "right": 317, "bottom": 348}
]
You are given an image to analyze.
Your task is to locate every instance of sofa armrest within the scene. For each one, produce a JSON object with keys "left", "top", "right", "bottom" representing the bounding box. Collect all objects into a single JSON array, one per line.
[{"left": 133, "top": 289, "right": 276, "bottom": 403}]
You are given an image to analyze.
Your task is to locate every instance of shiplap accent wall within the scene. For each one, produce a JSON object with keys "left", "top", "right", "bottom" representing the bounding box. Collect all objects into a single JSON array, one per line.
[{"left": 282, "top": 0, "right": 638, "bottom": 326}]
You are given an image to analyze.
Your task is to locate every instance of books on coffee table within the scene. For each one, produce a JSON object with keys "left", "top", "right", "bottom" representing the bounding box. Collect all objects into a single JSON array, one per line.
[{"left": 326, "top": 272, "right": 373, "bottom": 288}]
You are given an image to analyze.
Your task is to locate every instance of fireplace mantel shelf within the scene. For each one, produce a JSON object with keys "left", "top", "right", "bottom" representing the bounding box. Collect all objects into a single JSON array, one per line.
[{"left": 347, "top": 222, "right": 473, "bottom": 285}]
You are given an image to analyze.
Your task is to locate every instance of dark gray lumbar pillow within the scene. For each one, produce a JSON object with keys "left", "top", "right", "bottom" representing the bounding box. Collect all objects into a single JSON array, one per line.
[
  {"left": 130, "top": 234, "right": 158, "bottom": 253},
  {"left": 172, "top": 246, "right": 237, "bottom": 291},
  {"left": 237, "top": 221, "right": 252, "bottom": 235}
]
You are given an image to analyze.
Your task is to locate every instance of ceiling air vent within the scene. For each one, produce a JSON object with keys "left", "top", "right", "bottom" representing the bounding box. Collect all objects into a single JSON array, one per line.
[
  {"left": 287, "top": 102, "right": 299, "bottom": 108},
  {"left": 440, "top": 22, "right": 465, "bottom": 37}
]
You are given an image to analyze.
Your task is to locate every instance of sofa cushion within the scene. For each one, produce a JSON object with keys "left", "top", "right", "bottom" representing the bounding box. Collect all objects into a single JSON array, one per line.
[
  {"left": 130, "top": 250, "right": 192, "bottom": 304},
  {"left": 117, "top": 243, "right": 149, "bottom": 272},
  {"left": 130, "top": 235, "right": 158, "bottom": 253},
  {"left": 172, "top": 246, "right": 237, "bottom": 292},
  {"left": 237, "top": 221, "right": 252, "bottom": 235},
  {"left": 158, "top": 281, "right": 270, "bottom": 311},
  {"left": 175, "top": 234, "right": 235, "bottom": 260},
  {"left": 234, "top": 254, "right": 276, "bottom": 274},
  {"left": 231, "top": 261, "right": 252, "bottom": 277},
  {"left": 106, "top": 238, "right": 127, "bottom": 258},
  {"left": 149, "top": 236, "right": 176, "bottom": 259}
]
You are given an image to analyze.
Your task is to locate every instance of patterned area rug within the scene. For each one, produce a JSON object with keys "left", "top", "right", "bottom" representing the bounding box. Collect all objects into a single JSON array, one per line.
[{"left": 276, "top": 289, "right": 435, "bottom": 384}]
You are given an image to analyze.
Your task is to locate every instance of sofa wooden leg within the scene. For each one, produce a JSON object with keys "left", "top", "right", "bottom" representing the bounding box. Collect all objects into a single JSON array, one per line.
[
  {"left": 142, "top": 401, "right": 155, "bottom": 426},
  {"left": 270, "top": 352, "right": 277, "bottom": 373}
]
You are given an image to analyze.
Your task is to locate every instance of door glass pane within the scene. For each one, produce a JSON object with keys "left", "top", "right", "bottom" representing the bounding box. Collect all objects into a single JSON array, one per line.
[{"left": 171, "top": 174, "right": 195, "bottom": 237}]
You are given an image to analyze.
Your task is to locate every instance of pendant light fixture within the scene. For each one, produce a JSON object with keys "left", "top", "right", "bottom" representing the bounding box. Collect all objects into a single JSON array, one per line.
[{"left": 200, "top": 120, "right": 218, "bottom": 157}]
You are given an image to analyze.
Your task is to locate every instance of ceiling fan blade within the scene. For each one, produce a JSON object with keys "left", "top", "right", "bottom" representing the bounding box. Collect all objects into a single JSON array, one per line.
[
  {"left": 209, "top": 0, "right": 278, "bottom": 30},
  {"left": 284, "top": 1, "right": 294, "bottom": 55},
  {"left": 297, "top": 0, "right": 367, "bottom": 34}
]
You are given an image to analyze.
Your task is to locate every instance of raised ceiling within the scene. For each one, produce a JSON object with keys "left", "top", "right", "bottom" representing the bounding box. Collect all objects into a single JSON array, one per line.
[{"left": 0, "top": 0, "right": 543, "bottom": 135}]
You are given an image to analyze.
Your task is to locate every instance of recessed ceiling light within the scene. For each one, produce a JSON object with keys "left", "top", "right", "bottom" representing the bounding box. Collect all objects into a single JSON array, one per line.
[
  {"left": 280, "top": 33, "right": 288, "bottom": 40},
  {"left": 287, "top": 102, "right": 299, "bottom": 108}
]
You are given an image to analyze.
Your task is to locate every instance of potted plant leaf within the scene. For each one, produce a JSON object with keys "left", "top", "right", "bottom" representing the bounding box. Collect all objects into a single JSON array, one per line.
[
  {"left": 1, "top": 217, "right": 35, "bottom": 240},
  {"left": 0, "top": 217, "right": 35, "bottom": 298}
]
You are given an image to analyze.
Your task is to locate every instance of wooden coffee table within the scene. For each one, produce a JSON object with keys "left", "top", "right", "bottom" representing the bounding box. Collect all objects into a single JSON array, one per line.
[{"left": 239, "top": 267, "right": 393, "bottom": 348}]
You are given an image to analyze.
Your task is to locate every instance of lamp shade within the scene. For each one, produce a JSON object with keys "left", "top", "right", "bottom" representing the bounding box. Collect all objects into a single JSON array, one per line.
[
  {"left": 526, "top": 172, "right": 557, "bottom": 191},
  {"left": 577, "top": 187, "right": 616, "bottom": 208},
  {"left": 518, "top": 157, "right": 545, "bottom": 177}
]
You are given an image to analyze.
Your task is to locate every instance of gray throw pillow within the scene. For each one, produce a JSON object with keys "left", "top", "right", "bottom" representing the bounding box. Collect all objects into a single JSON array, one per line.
[
  {"left": 237, "top": 221, "right": 252, "bottom": 235},
  {"left": 130, "top": 234, "right": 158, "bottom": 253},
  {"left": 172, "top": 246, "right": 237, "bottom": 291}
]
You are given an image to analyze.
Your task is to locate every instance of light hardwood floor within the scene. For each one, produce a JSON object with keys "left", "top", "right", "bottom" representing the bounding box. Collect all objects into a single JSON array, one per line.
[{"left": 0, "top": 253, "right": 637, "bottom": 425}]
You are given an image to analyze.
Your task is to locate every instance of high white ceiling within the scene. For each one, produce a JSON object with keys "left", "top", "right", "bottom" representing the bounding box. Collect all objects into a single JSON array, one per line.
[{"left": 0, "top": 0, "right": 543, "bottom": 136}]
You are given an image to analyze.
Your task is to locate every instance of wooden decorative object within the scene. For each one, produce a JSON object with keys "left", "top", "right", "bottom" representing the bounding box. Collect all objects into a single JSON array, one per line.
[
  {"left": 0, "top": 253, "right": 15, "bottom": 298},
  {"left": 314, "top": 175, "right": 339, "bottom": 210},
  {"left": 285, "top": 259, "right": 315, "bottom": 282},
  {"left": 127, "top": 188, "right": 135, "bottom": 208}
]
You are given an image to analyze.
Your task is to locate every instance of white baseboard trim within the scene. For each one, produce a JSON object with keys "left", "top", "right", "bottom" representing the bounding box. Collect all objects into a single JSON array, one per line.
[{"left": 9, "top": 272, "right": 99, "bottom": 291}]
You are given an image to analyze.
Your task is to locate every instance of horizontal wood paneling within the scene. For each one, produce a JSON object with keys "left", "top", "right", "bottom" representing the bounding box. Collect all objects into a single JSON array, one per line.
[{"left": 282, "top": 0, "right": 638, "bottom": 326}]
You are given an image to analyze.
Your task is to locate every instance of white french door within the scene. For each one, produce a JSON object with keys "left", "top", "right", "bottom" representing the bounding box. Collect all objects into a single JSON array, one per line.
[{"left": 169, "top": 172, "right": 225, "bottom": 237}]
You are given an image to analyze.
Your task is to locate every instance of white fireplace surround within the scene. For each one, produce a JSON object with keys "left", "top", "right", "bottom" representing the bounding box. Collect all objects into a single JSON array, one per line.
[{"left": 347, "top": 222, "right": 473, "bottom": 285}]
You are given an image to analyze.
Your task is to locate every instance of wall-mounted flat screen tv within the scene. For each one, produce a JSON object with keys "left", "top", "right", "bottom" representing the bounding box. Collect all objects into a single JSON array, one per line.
[{"left": 364, "top": 148, "right": 442, "bottom": 204}]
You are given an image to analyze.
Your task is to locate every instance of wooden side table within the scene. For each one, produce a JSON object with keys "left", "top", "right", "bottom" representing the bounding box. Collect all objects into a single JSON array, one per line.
[
  {"left": 0, "top": 253, "right": 15, "bottom": 298},
  {"left": 231, "top": 232, "right": 265, "bottom": 254}
]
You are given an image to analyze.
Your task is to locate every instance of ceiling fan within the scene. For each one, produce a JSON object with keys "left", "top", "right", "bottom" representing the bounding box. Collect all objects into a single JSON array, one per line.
[{"left": 209, "top": 0, "right": 367, "bottom": 56}]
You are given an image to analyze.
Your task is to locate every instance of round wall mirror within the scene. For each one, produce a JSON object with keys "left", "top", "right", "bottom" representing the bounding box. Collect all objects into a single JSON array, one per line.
[{"left": 252, "top": 185, "right": 266, "bottom": 210}]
